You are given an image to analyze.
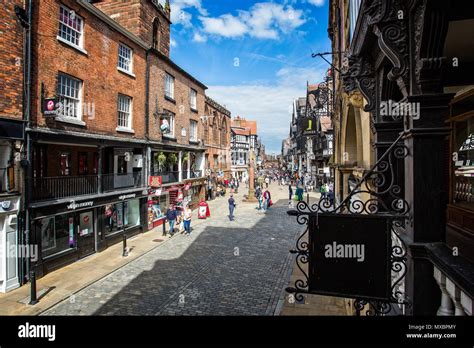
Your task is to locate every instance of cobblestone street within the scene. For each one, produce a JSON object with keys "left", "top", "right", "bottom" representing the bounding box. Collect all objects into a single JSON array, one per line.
[{"left": 43, "top": 184, "right": 301, "bottom": 315}]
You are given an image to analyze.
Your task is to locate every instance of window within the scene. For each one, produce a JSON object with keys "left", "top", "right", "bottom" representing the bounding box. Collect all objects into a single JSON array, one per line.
[
  {"left": 190, "top": 120, "right": 198, "bottom": 142},
  {"left": 190, "top": 89, "right": 197, "bottom": 110},
  {"left": 57, "top": 73, "right": 82, "bottom": 119},
  {"left": 213, "top": 155, "right": 218, "bottom": 168},
  {"left": 38, "top": 213, "right": 76, "bottom": 257},
  {"left": 117, "top": 94, "right": 132, "bottom": 130},
  {"left": 58, "top": 5, "right": 84, "bottom": 48},
  {"left": 152, "top": 18, "right": 161, "bottom": 50},
  {"left": 117, "top": 155, "right": 127, "bottom": 175},
  {"left": 59, "top": 152, "right": 71, "bottom": 176},
  {"left": 104, "top": 200, "right": 141, "bottom": 236},
  {"left": 118, "top": 43, "right": 133, "bottom": 73},
  {"left": 165, "top": 73, "right": 174, "bottom": 100},
  {"left": 162, "top": 112, "right": 175, "bottom": 137},
  {"left": 78, "top": 152, "right": 88, "bottom": 175}
]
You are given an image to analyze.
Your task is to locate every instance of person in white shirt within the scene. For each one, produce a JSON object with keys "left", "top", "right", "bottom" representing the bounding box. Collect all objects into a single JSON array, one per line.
[{"left": 183, "top": 205, "right": 192, "bottom": 236}]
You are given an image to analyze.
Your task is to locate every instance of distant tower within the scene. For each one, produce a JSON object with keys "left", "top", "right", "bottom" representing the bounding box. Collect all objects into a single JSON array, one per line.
[{"left": 94, "top": 0, "right": 172, "bottom": 57}]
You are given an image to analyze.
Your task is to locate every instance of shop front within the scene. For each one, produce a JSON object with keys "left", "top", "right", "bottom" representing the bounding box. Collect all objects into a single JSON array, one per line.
[{"left": 30, "top": 190, "right": 148, "bottom": 277}]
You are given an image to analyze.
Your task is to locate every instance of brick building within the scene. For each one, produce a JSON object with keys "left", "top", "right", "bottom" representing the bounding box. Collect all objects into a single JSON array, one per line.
[
  {"left": 0, "top": 0, "right": 230, "bottom": 285},
  {"left": 0, "top": 0, "right": 27, "bottom": 292},
  {"left": 95, "top": 0, "right": 208, "bottom": 231},
  {"left": 203, "top": 96, "right": 231, "bottom": 198}
]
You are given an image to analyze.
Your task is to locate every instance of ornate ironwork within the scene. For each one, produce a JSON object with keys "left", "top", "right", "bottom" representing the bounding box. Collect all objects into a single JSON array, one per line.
[
  {"left": 286, "top": 132, "right": 412, "bottom": 315},
  {"left": 342, "top": 55, "right": 376, "bottom": 112}
]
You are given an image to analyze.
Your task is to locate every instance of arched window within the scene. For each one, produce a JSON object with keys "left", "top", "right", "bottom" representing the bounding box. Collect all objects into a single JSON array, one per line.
[
  {"left": 221, "top": 117, "right": 227, "bottom": 147},
  {"left": 152, "top": 18, "right": 161, "bottom": 50},
  {"left": 203, "top": 105, "right": 209, "bottom": 144},
  {"left": 213, "top": 111, "right": 219, "bottom": 144}
]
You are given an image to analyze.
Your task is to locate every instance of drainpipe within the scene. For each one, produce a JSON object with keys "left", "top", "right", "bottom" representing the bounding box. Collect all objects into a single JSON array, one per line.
[
  {"left": 21, "top": 0, "right": 33, "bottom": 287},
  {"left": 144, "top": 49, "right": 150, "bottom": 193}
]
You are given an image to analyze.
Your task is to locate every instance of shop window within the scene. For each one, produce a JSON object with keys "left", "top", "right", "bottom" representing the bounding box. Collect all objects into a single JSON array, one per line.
[
  {"left": 79, "top": 211, "right": 93, "bottom": 236},
  {"left": 117, "top": 155, "right": 127, "bottom": 175},
  {"left": 78, "top": 152, "right": 88, "bottom": 175},
  {"left": 104, "top": 199, "right": 141, "bottom": 236},
  {"left": 39, "top": 214, "right": 76, "bottom": 258},
  {"left": 59, "top": 152, "right": 71, "bottom": 176}
]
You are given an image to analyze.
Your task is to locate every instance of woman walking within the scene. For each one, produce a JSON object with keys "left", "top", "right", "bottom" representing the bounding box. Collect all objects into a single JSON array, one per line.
[{"left": 183, "top": 205, "right": 192, "bottom": 236}]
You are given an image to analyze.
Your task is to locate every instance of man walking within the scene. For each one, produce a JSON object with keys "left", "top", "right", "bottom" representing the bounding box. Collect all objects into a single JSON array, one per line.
[
  {"left": 165, "top": 205, "right": 177, "bottom": 236},
  {"left": 288, "top": 184, "right": 293, "bottom": 202},
  {"left": 228, "top": 194, "right": 236, "bottom": 221}
]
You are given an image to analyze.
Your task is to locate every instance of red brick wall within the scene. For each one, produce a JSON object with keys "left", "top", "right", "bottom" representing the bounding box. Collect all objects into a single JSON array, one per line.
[
  {"left": 94, "top": 0, "right": 171, "bottom": 57},
  {"left": 204, "top": 100, "right": 232, "bottom": 177},
  {"left": 31, "top": 0, "right": 147, "bottom": 139},
  {"left": 0, "top": 0, "right": 24, "bottom": 119},
  {"left": 148, "top": 54, "right": 206, "bottom": 146}
]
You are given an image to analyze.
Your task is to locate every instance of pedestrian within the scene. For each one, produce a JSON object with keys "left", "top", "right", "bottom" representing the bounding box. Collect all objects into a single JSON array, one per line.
[
  {"left": 207, "top": 179, "right": 213, "bottom": 200},
  {"left": 183, "top": 204, "right": 192, "bottom": 235},
  {"left": 296, "top": 184, "right": 304, "bottom": 202},
  {"left": 165, "top": 204, "right": 177, "bottom": 236},
  {"left": 288, "top": 184, "right": 293, "bottom": 202},
  {"left": 228, "top": 194, "right": 236, "bottom": 221},
  {"left": 265, "top": 176, "right": 270, "bottom": 189}
]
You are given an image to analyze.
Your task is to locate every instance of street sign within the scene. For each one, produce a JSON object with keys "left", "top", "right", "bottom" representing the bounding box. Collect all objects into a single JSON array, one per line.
[{"left": 308, "top": 214, "right": 392, "bottom": 301}]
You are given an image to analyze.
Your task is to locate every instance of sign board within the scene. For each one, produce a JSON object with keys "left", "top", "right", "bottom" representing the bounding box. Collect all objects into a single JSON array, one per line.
[
  {"left": 308, "top": 214, "right": 392, "bottom": 301},
  {"left": 43, "top": 98, "right": 60, "bottom": 117},
  {"left": 149, "top": 176, "right": 163, "bottom": 188},
  {"left": 302, "top": 117, "right": 317, "bottom": 135}
]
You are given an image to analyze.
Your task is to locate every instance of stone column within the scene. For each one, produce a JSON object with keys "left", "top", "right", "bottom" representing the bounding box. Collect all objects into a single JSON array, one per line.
[{"left": 244, "top": 152, "right": 257, "bottom": 202}]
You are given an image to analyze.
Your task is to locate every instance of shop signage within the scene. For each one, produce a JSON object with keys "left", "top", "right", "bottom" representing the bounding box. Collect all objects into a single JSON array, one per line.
[
  {"left": 149, "top": 176, "right": 163, "bottom": 188},
  {"left": 119, "top": 193, "right": 136, "bottom": 201},
  {"left": 308, "top": 214, "right": 392, "bottom": 300},
  {"left": 43, "top": 98, "right": 60, "bottom": 117},
  {"left": 67, "top": 200, "right": 94, "bottom": 210}
]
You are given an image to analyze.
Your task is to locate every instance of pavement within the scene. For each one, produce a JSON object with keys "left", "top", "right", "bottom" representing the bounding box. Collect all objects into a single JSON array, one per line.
[{"left": 0, "top": 182, "right": 349, "bottom": 316}]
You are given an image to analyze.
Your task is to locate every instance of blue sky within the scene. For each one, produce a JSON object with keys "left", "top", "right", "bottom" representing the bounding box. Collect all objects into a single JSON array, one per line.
[{"left": 169, "top": 0, "right": 331, "bottom": 153}]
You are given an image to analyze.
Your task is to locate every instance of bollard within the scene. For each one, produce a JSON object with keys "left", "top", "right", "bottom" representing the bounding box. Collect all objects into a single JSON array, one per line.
[
  {"left": 162, "top": 219, "right": 166, "bottom": 236},
  {"left": 28, "top": 270, "right": 38, "bottom": 305},
  {"left": 122, "top": 229, "right": 128, "bottom": 257},
  {"left": 307, "top": 193, "right": 309, "bottom": 204}
]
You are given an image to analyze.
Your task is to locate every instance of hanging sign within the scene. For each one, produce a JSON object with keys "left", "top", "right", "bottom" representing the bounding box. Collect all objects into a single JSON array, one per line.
[
  {"left": 43, "top": 98, "right": 60, "bottom": 117},
  {"left": 308, "top": 214, "right": 392, "bottom": 301},
  {"left": 68, "top": 217, "right": 75, "bottom": 247},
  {"left": 149, "top": 176, "right": 163, "bottom": 188}
]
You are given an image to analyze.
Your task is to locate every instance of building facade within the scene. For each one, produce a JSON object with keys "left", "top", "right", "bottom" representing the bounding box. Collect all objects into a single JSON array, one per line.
[
  {"left": 3, "top": 0, "right": 220, "bottom": 283},
  {"left": 0, "top": 0, "right": 27, "bottom": 292},
  {"left": 203, "top": 96, "right": 231, "bottom": 190},
  {"left": 328, "top": 0, "right": 474, "bottom": 315}
]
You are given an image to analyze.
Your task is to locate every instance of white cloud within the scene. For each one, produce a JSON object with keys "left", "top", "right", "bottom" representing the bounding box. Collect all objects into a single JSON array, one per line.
[
  {"left": 200, "top": 14, "right": 248, "bottom": 38},
  {"left": 170, "top": 0, "right": 208, "bottom": 27},
  {"left": 308, "top": 0, "right": 325, "bottom": 6},
  {"left": 206, "top": 66, "right": 325, "bottom": 153},
  {"left": 170, "top": 38, "right": 178, "bottom": 47},
  {"left": 192, "top": 32, "right": 207, "bottom": 43},
  {"left": 199, "top": 3, "right": 306, "bottom": 40}
]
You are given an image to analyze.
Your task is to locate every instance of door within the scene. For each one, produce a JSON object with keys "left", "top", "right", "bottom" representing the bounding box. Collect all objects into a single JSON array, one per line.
[{"left": 77, "top": 210, "right": 95, "bottom": 258}]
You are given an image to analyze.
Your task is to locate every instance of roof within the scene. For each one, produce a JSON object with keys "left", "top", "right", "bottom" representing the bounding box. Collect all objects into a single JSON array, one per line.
[
  {"left": 232, "top": 118, "right": 257, "bottom": 135},
  {"left": 231, "top": 127, "right": 250, "bottom": 136}
]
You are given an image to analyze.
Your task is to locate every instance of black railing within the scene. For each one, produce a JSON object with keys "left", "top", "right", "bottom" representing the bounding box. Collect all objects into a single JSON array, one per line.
[
  {"left": 32, "top": 175, "right": 99, "bottom": 201},
  {"left": 151, "top": 171, "right": 179, "bottom": 184},
  {"left": 102, "top": 172, "right": 143, "bottom": 192}
]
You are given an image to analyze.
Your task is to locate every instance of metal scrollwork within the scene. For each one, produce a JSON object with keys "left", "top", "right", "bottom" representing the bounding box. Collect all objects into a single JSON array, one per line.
[{"left": 287, "top": 132, "right": 412, "bottom": 315}]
